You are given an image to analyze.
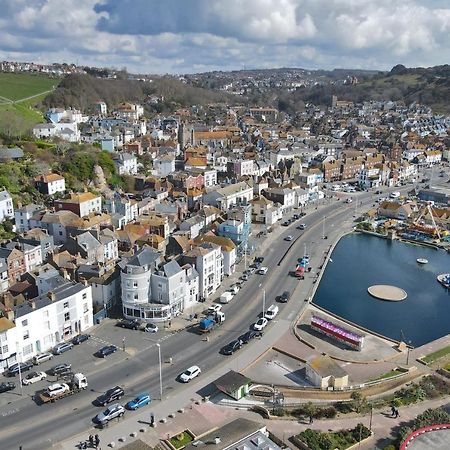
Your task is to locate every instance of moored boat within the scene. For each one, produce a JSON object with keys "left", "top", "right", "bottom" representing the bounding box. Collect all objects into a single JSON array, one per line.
[
  {"left": 437, "top": 273, "right": 450, "bottom": 289},
  {"left": 416, "top": 258, "right": 428, "bottom": 264}
]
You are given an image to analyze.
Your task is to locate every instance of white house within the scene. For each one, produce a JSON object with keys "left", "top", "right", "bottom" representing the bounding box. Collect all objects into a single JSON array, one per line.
[
  {"left": 0, "top": 281, "right": 93, "bottom": 373},
  {"left": 0, "top": 190, "right": 14, "bottom": 222},
  {"left": 154, "top": 155, "right": 176, "bottom": 177},
  {"left": 34, "top": 173, "right": 66, "bottom": 195},
  {"left": 113, "top": 153, "right": 138, "bottom": 175},
  {"left": 203, "top": 169, "right": 218, "bottom": 188},
  {"left": 358, "top": 167, "right": 382, "bottom": 189},
  {"left": 203, "top": 182, "right": 254, "bottom": 211}
]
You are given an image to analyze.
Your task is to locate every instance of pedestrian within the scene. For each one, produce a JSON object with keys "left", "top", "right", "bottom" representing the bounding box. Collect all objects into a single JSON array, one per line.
[
  {"left": 395, "top": 409, "right": 400, "bottom": 418},
  {"left": 150, "top": 413, "right": 155, "bottom": 426},
  {"left": 309, "top": 415, "right": 313, "bottom": 424},
  {"left": 390, "top": 406, "right": 396, "bottom": 417},
  {"left": 89, "top": 435, "right": 94, "bottom": 447},
  {"left": 169, "top": 320, "right": 172, "bottom": 327},
  {"left": 95, "top": 434, "right": 100, "bottom": 449}
]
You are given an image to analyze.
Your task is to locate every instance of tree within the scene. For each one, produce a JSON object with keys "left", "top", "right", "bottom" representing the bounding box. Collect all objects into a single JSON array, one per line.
[{"left": 351, "top": 391, "right": 368, "bottom": 413}]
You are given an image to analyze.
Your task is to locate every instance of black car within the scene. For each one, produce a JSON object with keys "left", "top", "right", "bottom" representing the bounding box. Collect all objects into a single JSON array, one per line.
[
  {"left": 96, "top": 345, "right": 118, "bottom": 358},
  {"left": 255, "top": 256, "right": 264, "bottom": 263},
  {"left": 278, "top": 291, "right": 291, "bottom": 303},
  {"left": 96, "top": 386, "right": 125, "bottom": 406},
  {"left": 0, "top": 381, "right": 15, "bottom": 393},
  {"left": 282, "top": 221, "right": 289, "bottom": 226},
  {"left": 48, "top": 363, "right": 72, "bottom": 376},
  {"left": 72, "top": 334, "right": 90, "bottom": 345},
  {"left": 221, "top": 339, "right": 243, "bottom": 355},
  {"left": 239, "top": 330, "right": 257, "bottom": 344},
  {"left": 116, "top": 319, "right": 141, "bottom": 330},
  {"left": 7, "top": 361, "right": 33, "bottom": 376}
]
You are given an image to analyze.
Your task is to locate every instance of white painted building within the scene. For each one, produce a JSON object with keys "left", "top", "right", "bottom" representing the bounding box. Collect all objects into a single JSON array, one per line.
[
  {"left": 113, "top": 152, "right": 138, "bottom": 175},
  {"left": 0, "top": 281, "right": 93, "bottom": 373},
  {"left": 203, "top": 182, "right": 254, "bottom": 211},
  {"left": 203, "top": 169, "right": 218, "bottom": 188},
  {"left": 34, "top": 173, "right": 66, "bottom": 196},
  {"left": 0, "top": 190, "right": 14, "bottom": 222}
]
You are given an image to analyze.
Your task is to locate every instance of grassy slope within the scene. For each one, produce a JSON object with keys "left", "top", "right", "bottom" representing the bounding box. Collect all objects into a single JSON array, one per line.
[{"left": 0, "top": 72, "right": 59, "bottom": 101}]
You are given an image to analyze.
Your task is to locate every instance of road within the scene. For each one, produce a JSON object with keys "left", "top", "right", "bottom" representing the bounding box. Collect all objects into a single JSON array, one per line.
[{"left": 0, "top": 190, "right": 384, "bottom": 449}]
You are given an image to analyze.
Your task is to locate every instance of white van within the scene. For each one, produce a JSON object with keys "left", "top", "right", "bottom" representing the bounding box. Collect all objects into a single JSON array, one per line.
[
  {"left": 220, "top": 292, "right": 234, "bottom": 304},
  {"left": 258, "top": 267, "right": 268, "bottom": 275},
  {"left": 265, "top": 304, "right": 279, "bottom": 320}
]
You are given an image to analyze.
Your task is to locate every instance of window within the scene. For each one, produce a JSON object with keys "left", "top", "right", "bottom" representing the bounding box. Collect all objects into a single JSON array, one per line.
[
  {"left": 82, "top": 292, "right": 87, "bottom": 300},
  {"left": 64, "top": 312, "right": 70, "bottom": 321},
  {"left": 23, "top": 343, "right": 33, "bottom": 356},
  {"left": 83, "top": 303, "right": 88, "bottom": 313},
  {"left": 134, "top": 294, "right": 138, "bottom": 300},
  {"left": 63, "top": 301, "right": 69, "bottom": 308},
  {"left": 21, "top": 319, "right": 28, "bottom": 327},
  {"left": 133, "top": 282, "right": 138, "bottom": 288},
  {"left": 23, "top": 330, "right": 29, "bottom": 340},
  {"left": 45, "top": 321, "right": 50, "bottom": 330}
]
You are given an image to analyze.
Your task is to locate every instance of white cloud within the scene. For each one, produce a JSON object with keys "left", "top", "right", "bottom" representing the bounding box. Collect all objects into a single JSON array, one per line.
[{"left": 0, "top": 0, "right": 448, "bottom": 73}]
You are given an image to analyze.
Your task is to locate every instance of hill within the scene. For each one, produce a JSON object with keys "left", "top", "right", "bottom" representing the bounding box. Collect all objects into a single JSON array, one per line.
[
  {"left": 0, "top": 73, "right": 61, "bottom": 137},
  {"left": 43, "top": 74, "right": 237, "bottom": 113}
]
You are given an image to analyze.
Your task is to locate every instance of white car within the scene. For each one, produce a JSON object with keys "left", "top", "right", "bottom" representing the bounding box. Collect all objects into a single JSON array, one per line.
[
  {"left": 96, "top": 403, "right": 125, "bottom": 424},
  {"left": 179, "top": 365, "right": 201, "bottom": 383},
  {"left": 46, "top": 383, "right": 70, "bottom": 398},
  {"left": 144, "top": 323, "right": 158, "bottom": 333},
  {"left": 257, "top": 267, "right": 268, "bottom": 275},
  {"left": 253, "top": 317, "right": 268, "bottom": 331},
  {"left": 22, "top": 371, "right": 47, "bottom": 386},
  {"left": 207, "top": 304, "right": 222, "bottom": 314},
  {"left": 284, "top": 235, "right": 293, "bottom": 241}
]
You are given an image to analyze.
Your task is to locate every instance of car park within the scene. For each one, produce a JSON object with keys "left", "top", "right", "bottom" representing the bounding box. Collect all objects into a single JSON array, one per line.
[
  {"left": 126, "top": 393, "right": 151, "bottom": 410},
  {"left": 96, "top": 386, "right": 125, "bottom": 406},
  {"left": 48, "top": 363, "right": 72, "bottom": 376},
  {"left": 7, "top": 361, "right": 33, "bottom": 376},
  {"left": 179, "top": 365, "right": 201, "bottom": 383},
  {"left": 239, "top": 330, "right": 258, "bottom": 344},
  {"left": 96, "top": 345, "right": 118, "bottom": 358},
  {"left": 221, "top": 339, "right": 243, "bottom": 355},
  {"left": 144, "top": 323, "right": 158, "bottom": 333},
  {"left": 22, "top": 371, "right": 47, "bottom": 385},
  {"left": 72, "top": 334, "right": 90, "bottom": 345},
  {"left": 52, "top": 342, "right": 74, "bottom": 355},
  {"left": 96, "top": 403, "right": 125, "bottom": 424},
  {"left": 253, "top": 317, "right": 268, "bottom": 331},
  {"left": 0, "top": 381, "right": 15, "bottom": 393},
  {"left": 116, "top": 319, "right": 141, "bottom": 330},
  {"left": 284, "top": 235, "right": 293, "bottom": 241},
  {"left": 32, "top": 352, "right": 53, "bottom": 365}
]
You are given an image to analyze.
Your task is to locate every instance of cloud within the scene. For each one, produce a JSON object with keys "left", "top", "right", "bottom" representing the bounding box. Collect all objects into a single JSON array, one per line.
[{"left": 0, "top": 0, "right": 448, "bottom": 73}]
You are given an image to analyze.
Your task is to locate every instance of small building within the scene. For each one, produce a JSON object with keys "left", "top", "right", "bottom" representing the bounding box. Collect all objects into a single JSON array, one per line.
[
  {"left": 0, "top": 190, "right": 14, "bottom": 222},
  {"left": 213, "top": 370, "right": 251, "bottom": 400},
  {"left": 306, "top": 355, "right": 349, "bottom": 390},
  {"left": 34, "top": 173, "right": 66, "bottom": 195}
]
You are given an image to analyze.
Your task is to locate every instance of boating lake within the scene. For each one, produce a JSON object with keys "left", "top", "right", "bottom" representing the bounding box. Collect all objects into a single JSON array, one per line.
[{"left": 313, "top": 233, "right": 450, "bottom": 347}]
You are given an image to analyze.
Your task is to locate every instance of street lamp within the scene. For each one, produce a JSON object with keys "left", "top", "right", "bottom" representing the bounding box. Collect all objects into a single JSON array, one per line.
[
  {"left": 16, "top": 342, "right": 23, "bottom": 396},
  {"left": 262, "top": 289, "right": 266, "bottom": 316},
  {"left": 156, "top": 343, "right": 162, "bottom": 400},
  {"left": 406, "top": 341, "right": 412, "bottom": 365}
]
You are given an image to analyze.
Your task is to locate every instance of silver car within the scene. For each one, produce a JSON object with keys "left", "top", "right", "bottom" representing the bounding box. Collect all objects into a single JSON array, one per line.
[{"left": 96, "top": 403, "right": 125, "bottom": 424}]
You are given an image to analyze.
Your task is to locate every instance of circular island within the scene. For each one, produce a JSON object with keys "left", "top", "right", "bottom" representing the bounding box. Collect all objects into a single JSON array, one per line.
[{"left": 367, "top": 285, "right": 407, "bottom": 302}]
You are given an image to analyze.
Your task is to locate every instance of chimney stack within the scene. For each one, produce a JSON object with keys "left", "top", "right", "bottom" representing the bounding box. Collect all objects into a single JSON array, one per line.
[{"left": 48, "top": 291, "right": 56, "bottom": 301}]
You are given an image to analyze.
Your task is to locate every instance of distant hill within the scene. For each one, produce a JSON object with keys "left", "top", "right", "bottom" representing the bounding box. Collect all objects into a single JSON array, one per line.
[
  {"left": 0, "top": 73, "right": 60, "bottom": 137},
  {"left": 43, "top": 74, "right": 237, "bottom": 113},
  {"left": 278, "top": 65, "right": 450, "bottom": 114}
]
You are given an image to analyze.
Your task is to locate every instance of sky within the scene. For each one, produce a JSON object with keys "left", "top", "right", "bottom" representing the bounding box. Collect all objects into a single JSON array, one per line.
[{"left": 0, "top": 0, "right": 449, "bottom": 74}]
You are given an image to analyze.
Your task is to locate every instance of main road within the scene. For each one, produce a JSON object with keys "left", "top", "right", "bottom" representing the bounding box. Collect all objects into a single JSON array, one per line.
[{"left": 0, "top": 191, "right": 379, "bottom": 449}]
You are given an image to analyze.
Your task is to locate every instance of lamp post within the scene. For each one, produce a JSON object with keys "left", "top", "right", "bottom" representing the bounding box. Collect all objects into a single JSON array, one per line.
[
  {"left": 322, "top": 216, "right": 326, "bottom": 239},
  {"left": 262, "top": 289, "right": 266, "bottom": 316},
  {"left": 156, "top": 343, "right": 162, "bottom": 400},
  {"left": 369, "top": 404, "right": 373, "bottom": 432},
  {"left": 16, "top": 342, "right": 23, "bottom": 396},
  {"left": 406, "top": 341, "right": 412, "bottom": 365}
]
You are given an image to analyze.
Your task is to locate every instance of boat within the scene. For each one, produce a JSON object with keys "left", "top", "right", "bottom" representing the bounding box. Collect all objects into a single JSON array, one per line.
[
  {"left": 416, "top": 258, "right": 428, "bottom": 264},
  {"left": 437, "top": 273, "right": 450, "bottom": 289}
]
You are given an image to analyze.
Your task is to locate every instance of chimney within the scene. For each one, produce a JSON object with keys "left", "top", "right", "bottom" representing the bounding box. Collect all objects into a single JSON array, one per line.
[
  {"left": 48, "top": 291, "right": 56, "bottom": 301},
  {"left": 28, "top": 300, "right": 36, "bottom": 309},
  {"left": 6, "top": 308, "right": 15, "bottom": 321}
]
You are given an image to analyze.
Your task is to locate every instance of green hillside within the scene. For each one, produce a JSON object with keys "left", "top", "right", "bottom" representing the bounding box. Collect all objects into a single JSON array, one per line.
[{"left": 0, "top": 73, "right": 61, "bottom": 137}]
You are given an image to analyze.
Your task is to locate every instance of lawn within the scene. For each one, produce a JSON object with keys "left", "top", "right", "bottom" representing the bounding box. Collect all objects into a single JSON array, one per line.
[
  {"left": 371, "top": 369, "right": 405, "bottom": 381},
  {"left": 169, "top": 431, "right": 194, "bottom": 449},
  {"left": 0, "top": 72, "right": 60, "bottom": 101},
  {"left": 422, "top": 345, "right": 450, "bottom": 364}
]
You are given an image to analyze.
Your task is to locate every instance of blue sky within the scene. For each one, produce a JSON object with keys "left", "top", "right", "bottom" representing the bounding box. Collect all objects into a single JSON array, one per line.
[{"left": 0, "top": 0, "right": 449, "bottom": 74}]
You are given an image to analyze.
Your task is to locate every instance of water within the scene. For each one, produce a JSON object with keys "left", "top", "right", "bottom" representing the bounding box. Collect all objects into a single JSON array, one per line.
[{"left": 313, "top": 233, "right": 450, "bottom": 347}]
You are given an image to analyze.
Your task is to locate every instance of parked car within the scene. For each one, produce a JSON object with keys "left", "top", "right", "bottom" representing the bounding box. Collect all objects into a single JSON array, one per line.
[
  {"left": 282, "top": 221, "right": 289, "bottom": 226},
  {"left": 0, "top": 381, "right": 15, "bottom": 393},
  {"left": 96, "top": 403, "right": 125, "bottom": 424},
  {"left": 116, "top": 319, "right": 141, "bottom": 330},
  {"left": 253, "top": 317, "right": 268, "bottom": 331},
  {"left": 229, "top": 284, "right": 240, "bottom": 294},
  {"left": 96, "top": 345, "right": 118, "bottom": 358},
  {"left": 255, "top": 257, "right": 264, "bottom": 263},
  {"left": 52, "top": 342, "right": 74, "bottom": 355},
  {"left": 257, "top": 267, "right": 268, "bottom": 275},
  {"left": 239, "top": 330, "right": 258, "bottom": 344},
  {"left": 293, "top": 214, "right": 300, "bottom": 220},
  {"left": 241, "top": 274, "right": 249, "bottom": 281},
  {"left": 179, "top": 365, "right": 201, "bottom": 383},
  {"left": 221, "top": 339, "right": 243, "bottom": 355},
  {"left": 48, "top": 363, "right": 72, "bottom": 376},
  {"left": 96, "top": 386, "right": 125, "bottom": 406},
  {"left": 7, "top": 361, "right": 33, "bottom": 376},
  {"left": 143, "top": 323, "right": 158, "bottom": 333},
  {"left": 207, "top": 304, "right": 222, "bottom": 314},
  {"left": 277, "top": 291, "right": 291, "bottom": 303},
  {"left": 284, "top": 235, "right": 293, "bottom": 241},
  {"left": 22, "top": 371, "right": 47, "bottom": 386},
  {"left": 32, "top": 352, "right": 53, "bottom": 365},
  {"left": 126, "top": 393, "right": 151, "bottom": 410},
  {"left": 72, "top": 334, "right": 90, "bottom": 345}
]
